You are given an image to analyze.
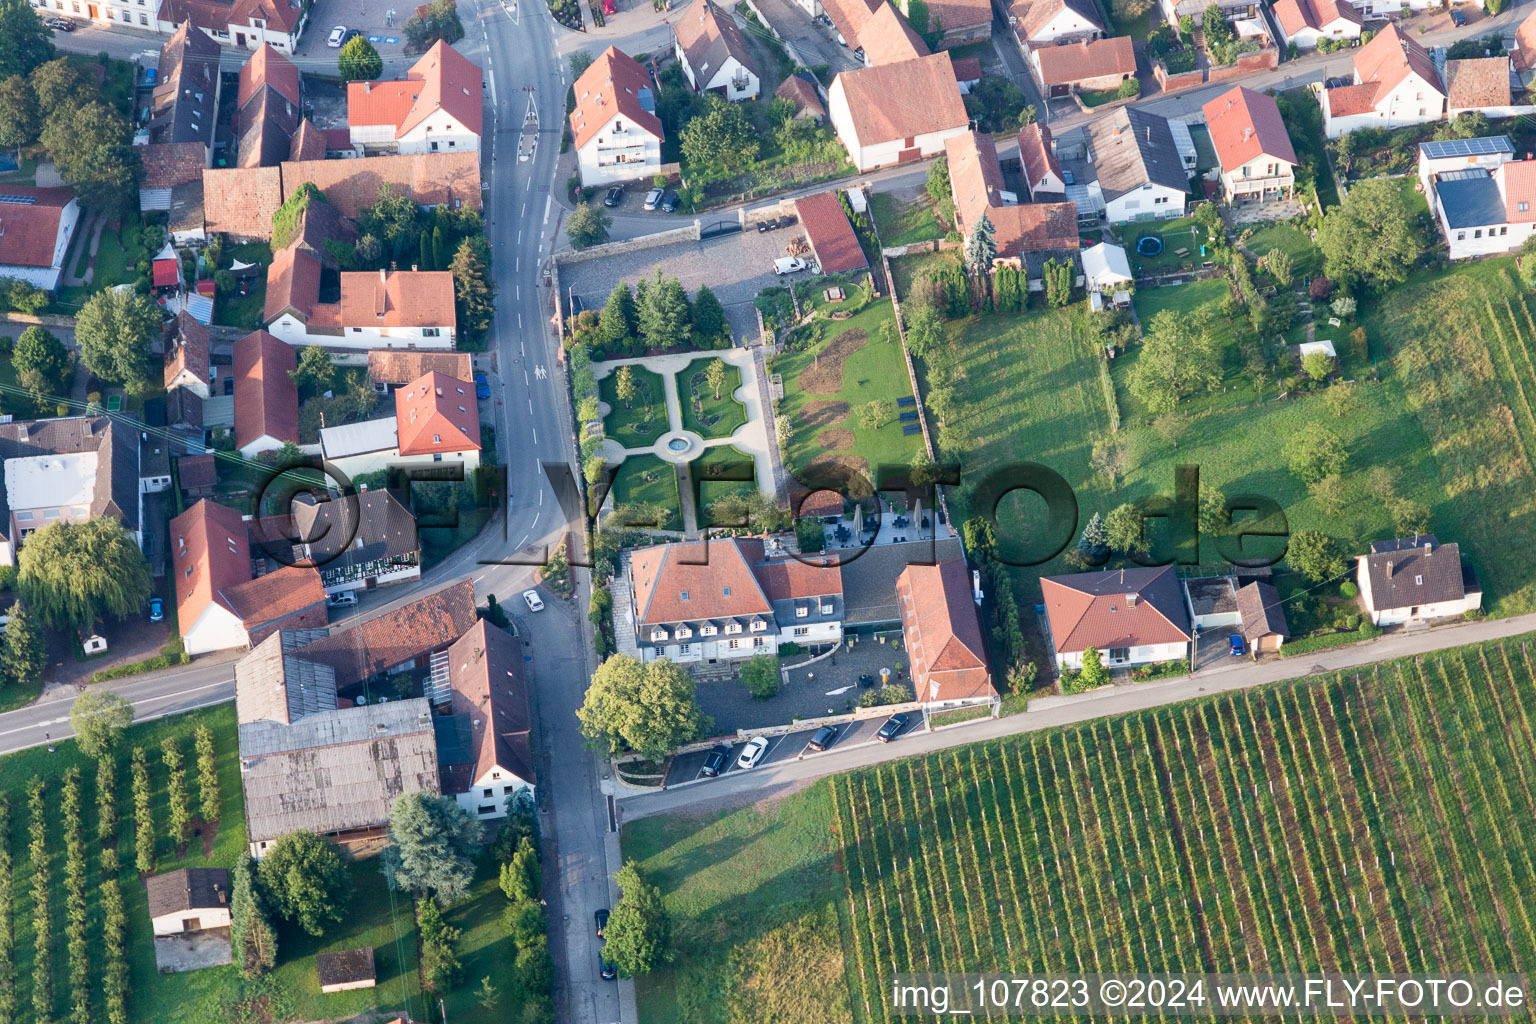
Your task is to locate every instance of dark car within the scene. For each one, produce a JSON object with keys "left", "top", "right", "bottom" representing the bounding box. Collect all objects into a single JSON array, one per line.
[
  {"left": 600, "top": 954, "right": 617, "bottom": 980},
  {"left": 343, "top": 27, "right": 363, "bottom": 42},
  {"left": 223, "top": 377, "right": 235, "bottom": 395},
  {"left": 148, "top": 597, "right": 165, "bottom": 623},
  {"left": 595, "top": 908, "right": 609, "bottom": 938},
  {"left": 44, "top": 16, "right": 73, "bottom": 29},
  {"left": 569, "top": 293, "right": 584, "bottom": 316},
  {"left": 807, "top": 725, "right": 837, "bottom": 752},
  {"left": 660, "top": 190, "right": 679, "bottom": 213},
  {"left": 700, "top": 745, "right": 731, "bottom": 777},
  {"left": 1450, "top": 7, "right": 1465, "bottom": 25},
  {"left": 604, "top": 184, "right": 624, "bottom": 207},
  {"left": 474, "top": 372, "right": 490, "bottom": 399},
  {"left": 876, "top": 713, "right": 909, "bottom": 743},
  {"left": 1228, "top": 633, "right": 1246, "bottom": 657}
]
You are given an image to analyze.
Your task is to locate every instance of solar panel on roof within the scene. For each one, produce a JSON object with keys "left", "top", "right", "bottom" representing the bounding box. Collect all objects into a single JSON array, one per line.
[
  {"left": 1421, "top": 136, "right": 1514, "bottom": 158},
  {"left": 0, "top": 194, "right": 37, "bottom": 205},
  {"left": 1439, "top": 167, "right": 1492, "bottom": 181}
]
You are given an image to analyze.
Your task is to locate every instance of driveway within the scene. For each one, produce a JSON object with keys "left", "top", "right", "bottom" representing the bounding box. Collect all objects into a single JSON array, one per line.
[
  {"left": 561, "top": 227, "right": 799, "bottom": 345},
  {"left": 751, "top": 0, "right": 860, "bottom": 74}
]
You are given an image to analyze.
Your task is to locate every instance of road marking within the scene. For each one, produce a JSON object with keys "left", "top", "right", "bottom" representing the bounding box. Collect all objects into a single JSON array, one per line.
[
  {"left": 528, "top": 399, "right": 534, "bottom": 414},
  {"left": 532, "top": 426, "right": 538, "bottom": 443},
  {"left": 515, "top": 257, "right": 519, "bottom": 273},
  {"left": 531, "top": 512, "right": 540, "bottom": 529},
  {"left": 521, "top": 340, "right": 525, "bottom": 355},
  {"left": 539, "top": 489, "right": 544, "bottom": 505},
  {"left": 525, "top": 369, "right": 531, "bottom": 386},
  {"left": 488, "top": 69, "right": 497, "bottom": 107},
  {"left": 516, "top": 533, "right": 529, "bottom": 548},
  {"left": 518, "top": 229, "right": 523, "bottom": 245},
  {"left": 518, "top": 312, "right": 523, "bottom": 328},
  {"left": 544, "top": 196, "right": 552, "bottom": 224}
]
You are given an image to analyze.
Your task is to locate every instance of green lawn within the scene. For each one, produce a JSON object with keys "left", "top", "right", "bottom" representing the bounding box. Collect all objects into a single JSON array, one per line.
[
  {"left": 1079, "top": 85, "right": 1127, "bottom": 107},
  {"left": 677, "top": 357, "right": 746, "bottom": 440},
  {"left": 439, "top": 853, "right": 527, "bottom": 1023},
  {"left": 622, "top": 781, "right": 848, "bottom": 1024},
  {"left": 1121, "top": 279, "right": 1260, "bottom": 421},
  {"left": 1245, "top": 222, "right": 1323, "bottom": 278},
  {"left": 1119, "top": 217, "right": 1213, "bottom": 275},
  {"left": 773, "top": 299, "right": 922, "bottom": 489},
  {"left": 692, "top": 444, "right": 758, "bottom": 523},
  {"left": 869, "top": 192, "right": 946, "bottom": 247},
  {"left": 1369, "top": 257, "right": 1536, "bottom": 614},
  {"left": 215, "top": 242, "right": 274, "bottom": 331},
  {"left": 599, "top": 364, "right": 670, "bottom": 449},
  {"left": 887, "top": 249, "right": 958, "bottom": 299},
  {"left": 611, "top": 453, "right": 683, "bottom": 530}
]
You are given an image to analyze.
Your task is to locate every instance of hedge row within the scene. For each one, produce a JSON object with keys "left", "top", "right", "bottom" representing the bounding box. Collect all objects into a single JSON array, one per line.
[{"left": 61, "top": 768, "right": 88, "bottom": 1024}]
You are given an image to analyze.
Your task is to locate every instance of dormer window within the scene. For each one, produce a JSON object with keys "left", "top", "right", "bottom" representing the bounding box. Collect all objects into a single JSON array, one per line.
[
  {"left": 723, "top": 586, "right": 731, "bottom": 596},
  {"left": 700, "top": 625, "right": 718, "bottom": 636},
  {"left": 750, "top": 619, "right": 767, "bottom": 632},
  {"left": 650, "top": 628, "right": 668, "bottom": 642},
  {"left": 724, "top": 622, "right": 743, "bottom": 635},
  {"left": 1415, "top": 575, "right": 1423, "bottom": 585},
  {"left": 680, "top": 591, "right": 689, "bottom": 601},
  {"left": 796, "top": 606, "right": 808, "bottom": 617}
]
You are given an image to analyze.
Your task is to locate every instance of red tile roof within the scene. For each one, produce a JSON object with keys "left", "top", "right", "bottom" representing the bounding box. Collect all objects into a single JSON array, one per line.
[
  {"left": 338, "top": 269, "right": 457, "bottom": 329},
  {"left": 945, "top": 129, "right": 1076, "bottom": 255},
  {"left": 1499, "top": 160, "right": 1536, "bottom": 223},
  {"left": 231, "top": 0, "right": 302, "bottom": 33},
  {"left": 1201, "top": 86, "right": 1298, "bottom": 174},
  {"left": 790, "top": 488, "right": 843, "bottom": 517},
  {"left": 164, "top": 311, "right": 210, "bottom": 389},
  {"left": 178, "top": 452, "right": 217, "bottom": 490},
  {"left": 630, "top": 540, "right": 772, "bottom": 627},
  {"left": 367, "top": 350, "right": 473, "bottom": 384},
  {"left": 946, "top": 130, "right": 1007, "bottom": 234},
  {"left": 289, "top": 119, "right": 327, "bottom": 162},
  {"left": 1516, "top": 7, "right": 1536, "bottom": 72},
  {"left": 1013, "top": 0, "right": 1103, "bottom": 39},
  {"left": 1271, "top": 0, "right": 1360, "bottom": 37},
  {"left": 223, "top": 564, "right": 328, "bottom": 627},
  {"left": 992, "top": 202, "right": 1079, "bottom": 256},
  {"left": 170, "top": 499, "right": 252, "bottom": 635},
  {"left": 280, "top": 152, "right": 482, "bottom": 219},
  {"left": 925, "top": 0, "right": 991, "bottom": 33},
  {"left": 1033, "top": 36, "right": 1136, "bottom": 85},
  {"left": 775, "top": 73, "right": 827, "bottom": 118},
  {"left": 1041, "top": 565, "right": 1191, "bottom": 655},
  {"left": 0, "top": 187, "right": 75, "bottom": 269},
  {"left": 794, "top": 191, "right": 868, "bottom": 273},
  {"left": 232, "top": 330, "right": 299, "bottom": 451},
  {"left": 296, "top": 578, "right": 477, "bottom": 685},
  {"left": 1444, "top": 56, "right": 1511, "bottom": 110},
  {"left": 1353, "top": 23, "right": 1441, "bottom": 100},
  {"left": 895, "top": 558, "right": 992, "bottom": 702},
  {"left": 674, "top": 0, "right": 761, "bottom": 88},
  {"left": 1017, "top": 122, "right": 1063, "bottom": 193},
  {"left": 348, "top": 45, "right": 485, "bottom": 139},
  {"left": 569, "top": 47, "right": 665, "bottom": 152},
  {"left": 443, "top": 620, "right": 535, "bottom": 788},
  {"left": 239, "top": 43, "right": 300, "bottom": 109},
  {"left": 950, "top": 56, "right": 983, "bottom": 84},
  {"left": 140, "top": 142, "right": 207, "bottom": 189},
  {"left": 159, "top": 0, "right": 232, "bottom": 34},
  {"left": 1324, "top": 81, "right": 1379, "bottom": 117},
  {"left": 822, "top": 0, "right": 882, "bottom": 49},
  {"left": 395, "top": 371, "right": 482, "bottom": 456},
  {"left": 263, "top": 244, "right": 321, "bottom": 322},
  {"left": 153, "top": 257, "right": 180, "bottom": 287},
  {"left": 203, "top": 165, "right": 283, "bottom": 238},
  {"left": 832, "top": 52, "right": 968, "bottom": 147},
  {"left": 858, "top": 2, "right": 929, "bottom": 66}
]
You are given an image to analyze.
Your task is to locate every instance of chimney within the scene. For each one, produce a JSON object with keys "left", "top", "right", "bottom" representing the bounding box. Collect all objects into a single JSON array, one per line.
[
  {"left": 379, "top": 267, "right": 387, "bottom": 283},
  {"left": 365, "top": 81, "right": 372, "bottom": 93},
  {"left": 411, "top": 264, "right": 418, "bottom": 272},
  {"left": 1127, "top": 593, "right": 1138, "bottom": 606},
  {"left": 1423, "top": 541, "right": 1432, "bottom": 555},
  {"left": 1386, "top": 560, "right": 1394, "bottom": 577}
]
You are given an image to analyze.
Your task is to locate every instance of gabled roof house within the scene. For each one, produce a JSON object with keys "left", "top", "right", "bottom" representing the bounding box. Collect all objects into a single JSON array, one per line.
[
  {"left": 945, "top": 130, "right": 1079, "bottom": 275},
  {"left": 1357, "top": 535, "right": 1482, "bottom": 625},
  {"left": 236, "top": 45, "right": 302, "bottom": 169},
  {"left": 829, "top": 52, "right": 969, "bottom": 172},
  {"left": 1270, "top": 0, "right": 1361, "bottom": 51},
  {"left": 434, "top": 619, "right": 537, "bottom": 820},
  {"left": 569, "top": 47, "right": 665, "bottom": 186},
  {"left": 674, "top": 0, "right": 761, "bottom": 100},
  {"left": 0, "top": 187, "right": 81, "bottom": 291},
  {"left": 0, "top": 416, "right": 141, "bottom": 567},
  {"left": 1201, "top": 86, "right": 1298, "bottom": 204},
  {"left": 1085, "top": 107, "right": 1191, "bottom": 223},
  {"left": 232, "top": 329, "right": 299, "bottom": 459},
  {"left": 895, "top": 558, "right": 994, "bottom": 704},
  {"left": 1320, "top": 24, "right": 1444, "bottom": 138},
  {"left": 348, "top": 42, "right": 484, "bottom": 154},
  {"left": 1041, "top": 565, "right": 1192, "bottom": 670}
]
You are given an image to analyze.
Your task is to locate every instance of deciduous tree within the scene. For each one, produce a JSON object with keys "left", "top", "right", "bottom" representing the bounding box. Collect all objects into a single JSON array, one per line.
[
  {"left": 603, "top": 862, "right": 671, "bottom": 977},
  {"left": 737, "top": 653, "right": 780, "bottom": 700},
  {"left": 704, "top": 357, "right": 729, "bottom": 400},
  {"left": 0, "top": 75, "right": 38, "bottom": 150},
  {"left": 1103, "top": 502, "right": 1147, "bottom": 557},
  {"left": 0, "top": 603, "right": 45, "bottom": 689},
  {"left": 75, "top": 289, "right": 160, "bottom": 394},
  {"left": 1287, "top": 529, "right": 1346, "bottom": 583},
  {"left": 1127, "top": 310, "right": 1222, "bottom": 414},
  {"left": 18, "top": 518, "right": 152, "bottom": 632},
  {"left": 0, "top": 0, "right": 53, "bottom": 80},
  {"left": 576, "top": 655, "right": 711, "bottom": 760},
  {"left": 1317, "top": 176, "right": 1426, "bottom": 288},
  {"left": 39, "top": 101, "right": 138, "bottom": 214},
  {"left": 566, "top": 202, "right": 610, "bottom": 249},
  {"left": 257, "top": 831, "right": 351, "bottom": 937},
  {"left": 68, "top": 689, "right": 133, "bottom": 759},
  {"left": 1283, "top": 422, "right": 1347, "bottom": 483},
  {"left": 290, "top": 345, "right": 334, "bottom": 398}
]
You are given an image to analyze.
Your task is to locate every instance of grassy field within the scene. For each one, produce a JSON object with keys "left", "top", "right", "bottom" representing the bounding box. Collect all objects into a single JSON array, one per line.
[
  {"left": 600, "top": 364, "right": 670, "bottom": 449},
  {"left": 692, "top": 444, "right": 758, "bottom": 523},
  {"left": 1370, "top": 257, "right": 1536, "bottom": 614},
  {"left": 773, "top": 300, "right": 922, "bottom": 489},
  {"left": 677, "top": 357, "right": 746, "bottom": 440},
  {"left": 887, "top": 250, "right": 957, "bottom": 299},
  {"left": 1120, "top": 279, "right": 1260, "bottom": 421},
  {"left": 1244, "top": 221, "right": 1323, "bottom": 278},
  {"left": 869, "top": 193, "right": 946, "bottom": 248},
  {"left": 612, "top": 453, "right": 683, "bottom": 530},
  {"left": 215, "top": 242, "right": 273, "bottom": 331},
  {"left": 628, "top": 633, "right": 1536, "bottom": 1023},
  {"left": 1119, "top": 216, "right": 1214, "bottom": 276}
]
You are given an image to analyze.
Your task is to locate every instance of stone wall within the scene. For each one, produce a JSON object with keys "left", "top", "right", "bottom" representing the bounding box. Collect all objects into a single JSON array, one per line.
[{"left": 552, "top": 222, "right": 704, "bottom": 265}]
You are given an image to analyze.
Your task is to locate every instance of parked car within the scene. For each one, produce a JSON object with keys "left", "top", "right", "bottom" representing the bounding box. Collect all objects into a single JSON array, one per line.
[
  {"left": 327, "top": 24, "right": 347, "bottom": 46},
  {"left": 343, "top": 28, "right": 363, "bottom": 42},
  {"left": 599, "top": 954, "right": 617, "bottom": 980},
  {"left": 1228, "top": 633, "right": 1246, "bottom": 657},
  {"left": 660, "top": 190, "right": 679, "bottom": 213},
  {"left": 569, "top": 293, "right": 585, "bottom": 316},
  {"left": 603, "top": 184, "right": 624, "bottom": 207},
  {"left": 643, "top": 187, "right": 665, "bottom": 211},
  {"left": 475, "top": 372, "right": 490, "bottom": 399},
  {"left": 876, "top": 713, "right": 909, "bottom": 743},
  {"left": 327, "top": 591, "right": 358, "bottom": 608},
  {"left": 594, "top": 908, "right": 609, "bottom": 938},
  {"left": 148, "top": 598, "right": 164, "bottom": 623},
  {"left": 144, "top": 68, "right": 158, "bottom": 87},
  {"left": 1450, "top": 7, "right": 1466, "bottom": 25},
  {"left": 44, "top": 16, "right": 73, "bottom": 29},
  {"left": 700, "top": 745, "right": 731, "bottom": 777},
  {"left": 523, "top": 589, "right": 545, "bottom": 612},
  {"left": 737, "top": 736, "right": 770, "bottom": 769},
  {"left": 807, "top": 725, "right": 837, "bottom": 751},
  {"left": 774, "top": 256, "right": 808, "bottom": 275}
]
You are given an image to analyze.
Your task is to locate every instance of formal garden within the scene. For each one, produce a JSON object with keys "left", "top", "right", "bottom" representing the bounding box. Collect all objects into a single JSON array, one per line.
[
  {"left": 678, "top": 357, "right": 746, "bottom": 440},
  {"left": 599, "top": 365, "right": 669, "bottom": 449}
]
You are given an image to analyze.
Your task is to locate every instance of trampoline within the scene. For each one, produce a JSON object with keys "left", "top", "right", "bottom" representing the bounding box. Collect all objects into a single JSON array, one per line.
[{"left": 1135, "top": 235, "right": 1164, "bottom": 257}]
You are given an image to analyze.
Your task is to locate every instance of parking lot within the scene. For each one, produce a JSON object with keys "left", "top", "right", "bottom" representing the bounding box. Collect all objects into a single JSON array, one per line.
[
  {"left": 664, "top": 712, "right": 914, "bottom": 785},
  {"left": 293, "top": 0, "right": 413, "bottom": 63},
  {"left": 561, "top": 218, "right": 808, "bottom": 345}
]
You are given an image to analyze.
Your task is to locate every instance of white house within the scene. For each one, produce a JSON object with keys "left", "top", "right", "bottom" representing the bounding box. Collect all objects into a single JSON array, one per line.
[
  {"left": 0, "top": 187, "right": 80, "bottom": 292},
  {"left": 1081, "top": 242, "right": 1133, "bottom": 293},
  {"left": 320, "top": 370, "right": 482, "bottom": 478},
  {"left": 434, "top": 620, "right": 537, "bottom": 820},
  {"left": 1007, "top": 0, "right": 1105, "bottom": 44},
  {"left": 1201, "top": 86, "right": 1298, "bottom": 205},
  {"left": 39, "top": 0, "right": 161, "bottom": 32},
  {"left": 159, "top": 0, "right": 308, "bottom": 52},
  {"left": 1042, "top": 565, "right": 1193, "bottom": 670},
  {"left": 673, "top": 0, "right": 761, "bottom": 101},
  {"left": 1357, "top": 535, "right": 1482, "bottom": 625},
  {"left": 1320, "top": 24, "right": 1443, "bottom": 139},
  {"left": 1420, "top": 136, "right": 1536, "bottom": 259},
  {"left": 829, "top": 53, "right": 969, "bottom": 172},
  {"left": 264, "top": 255, "right": 457, "bottom": 350},
  {"left": 624, "top": 537, "right": 844, "bottom": 666},
  {"left": 146, "top": 868, "right": 231, "bottom": 936},
  {"left": 348, "top": 42, "right": 483, "bottom": 154},
  {"left": 1085, "top": 108, "right": 1190, "bottom": 224},
  {"left": 1270, "top": 0, "right": 1361, "bottom": 52},
  {"left": 569, "top": 47, "right": 665, "bottom": 186},
  {"left": 1018, "top": 123, "right": 1067, "bottom": 199}
]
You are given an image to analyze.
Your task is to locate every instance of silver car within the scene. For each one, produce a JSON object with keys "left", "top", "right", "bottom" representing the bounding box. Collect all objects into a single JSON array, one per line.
[
  {"left": 643, "top": 187, "right": 665, "bottom": 211},
  {"left": 737, "top": 736, "right": 770, "bottom": 769}
]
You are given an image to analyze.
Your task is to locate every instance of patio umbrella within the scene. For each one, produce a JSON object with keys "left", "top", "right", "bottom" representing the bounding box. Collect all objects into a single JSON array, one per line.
[
  {"left": 912, "top": 498, "right": 922, "bottom": 527},
  {"left": 853, "top": 503, "right": 864, "bottom": 536}
]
